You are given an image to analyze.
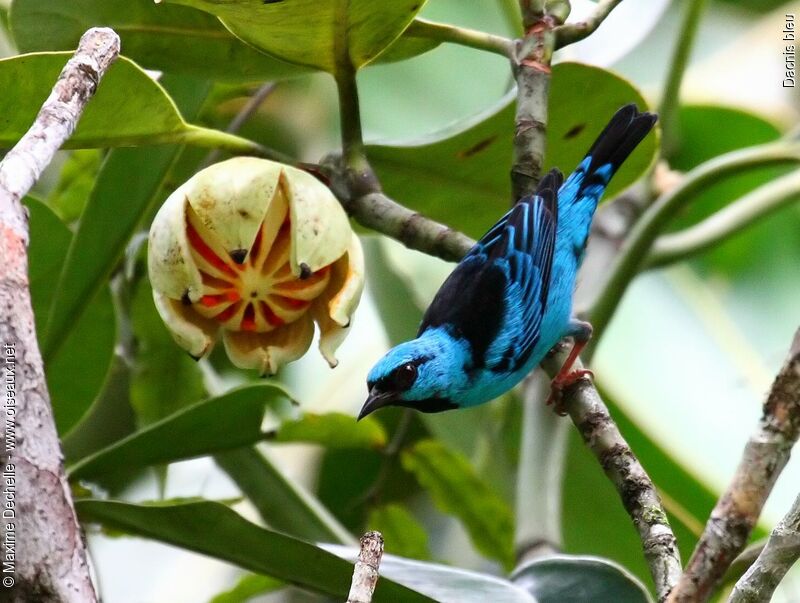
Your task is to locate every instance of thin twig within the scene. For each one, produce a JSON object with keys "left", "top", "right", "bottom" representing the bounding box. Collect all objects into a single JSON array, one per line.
[
  {"left": 667, "top": 328, "right": 800, "bottom": 602},
  {"left": 406, "top": 18, "right": 514, "bottom": 57},
  {"left": 658, "top": 0, "right": 707, "bottom": 156},
  {"left": 553, "top": 0, "right": 625, "bottom": 48},
  {"left": 0, "top": 27, "right": 120, "bottom": 602},
  {"left": 347, "top": 531, "right": 385, "bottom": 603},
  {"left": 201, "top": 82, "right": 277, "bottom": 168},
  {"left": 729, "top": 491, "right": 800, "bottom": 602},
  {"left": 646, "top": 168, "right": 800, "bottom": 268}
]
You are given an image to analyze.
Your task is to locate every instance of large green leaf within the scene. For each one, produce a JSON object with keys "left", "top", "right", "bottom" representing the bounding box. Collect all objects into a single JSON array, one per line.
[
  {"left": 0, "top": 53, "right": 212, "bottom": 147},
  {"left": 162, "top": 0, "right": 426, "bottom": 74},
  {"left": 368, "top": 62, "right": 657, "bottom": 239},
  {"left": 26, "top": 198, "right": 115, "bottom": 435},
  {"left": 41, "top": 75, "right": 211, "bottom": 361},
  {"left": 46, "top": 149, "right": 103, "bottom": 223},
  {"left": 9, "top": 0, "right": 307, "bottom": 82},
  {"left": 401, "top": 439, "right": 515, "bottom": 568},
  {"left": 214, "top": 447, "right": 355, "bottom": 545},
  {"left": 76, "top": 499, "right": 435, "bottom": 603},
  {"left": 68, "top": 384, "right": 292, "bottom": 479},
  {"left": 511, "top": 555, "right": 653, "bottom": 603}
]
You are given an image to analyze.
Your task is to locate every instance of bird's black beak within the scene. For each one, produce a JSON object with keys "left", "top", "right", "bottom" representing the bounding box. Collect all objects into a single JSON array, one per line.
[{"left": 357, "top": 388, "right": 398, "bottom": 421}]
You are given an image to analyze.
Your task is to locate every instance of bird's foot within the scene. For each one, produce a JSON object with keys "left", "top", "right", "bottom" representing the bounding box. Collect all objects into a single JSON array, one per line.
[{"left": 545, "top": 369, "right": 594, "bottom": 416}]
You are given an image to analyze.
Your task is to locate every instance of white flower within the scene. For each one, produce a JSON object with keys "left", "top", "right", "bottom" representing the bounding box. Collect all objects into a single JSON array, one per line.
[{"left": 148, "top": 157, "right": 364, "bottom": 375}]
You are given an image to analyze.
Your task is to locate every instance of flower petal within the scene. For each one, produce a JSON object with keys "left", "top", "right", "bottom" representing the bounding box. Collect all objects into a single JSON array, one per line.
[
  {"left": 184, "top": 157, "right": 282, "bottom": 263},
  {"left": 152, "top": 291, "right": 218, "bottom": 358},
  {"left": 148, "top": 185, "right": 204, "bottom": 301},
  {"left": 311, "top": 234, "right": 365, "bottom": 368},
  {"left": 328, "top": 233, "right": 365, "bottom": 325},
  {"left": 223, "top": 312, "right": 314, "bottom": 376},
  {"left": 282, "top": 165, "right": 351, "bottom": 275}
]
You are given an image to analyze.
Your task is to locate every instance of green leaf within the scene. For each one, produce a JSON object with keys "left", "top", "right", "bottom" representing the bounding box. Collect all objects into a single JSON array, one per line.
[
  {"left": 68, "top": 384, "right": 293, "bottom": 479},
  {"left": 368, "top": 62, "right": 657, "bottom": 239},
  {"left": 208, "top": 573, "right": 283, "bottom": 603},
  {"left": 76, "top": 499, "right": 435, "bottom": 602},
  {"left": 9, "top": 0, "right": 308, "bottom": 82},
  {"left": 367, "top": 504, "right": 431, "bottom": 561},
  {"left": 41, "top": 74, "right": 212, "bottom": 361},
  {"left": 401, "top": 439, "right": 515, "bottom": 568},
  {"left": 25, "top": 198, "right": 115, "bottom": 435},
  {"left": 214, "top": 447, "right": 355, "bottom": 545},
  {"left": 325, "top": 544, "right": 537, "bottom": 603},
  {"left": 273, "top": 412, "right": 387, "bottom": 449},
  {"left": 46, "top": 150, "right": 103, "bottom": 223},
  {"left": 511, "top": 555, "right": 653, "bottom": 603},
  {"left": 0, "top": 53, "right": 193, "bottom": 147},
  {"left": 162, "top": 0, "right": 427, "bottom": 74}
]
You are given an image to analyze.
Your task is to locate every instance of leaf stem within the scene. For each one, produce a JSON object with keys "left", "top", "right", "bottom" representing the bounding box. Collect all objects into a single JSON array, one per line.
[
  {"left": 183, "top": 125, "right": 294, "bottom": 164},
  {"left": 585, "top": 141, "right": 800, "bottom": 357},
  {"left": 553, "top": 0, "right": 625, "bottom": 48},
  {"left": 646, "top": 168, "right": 800, "bottom": 268},
  {"left": 658, "top": 0, "right": 707, "bottom": 156},
  {"left": 406, "top": 18, "right": 514, "bottom": 57},
  {"left": 335, "top": 64, "right": 369, "bottom": 172}
]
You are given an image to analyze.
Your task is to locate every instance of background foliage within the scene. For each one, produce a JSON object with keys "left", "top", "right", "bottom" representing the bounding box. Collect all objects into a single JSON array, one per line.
[{"left": 2, "top": 0, "right": 799, "bottom": 601}]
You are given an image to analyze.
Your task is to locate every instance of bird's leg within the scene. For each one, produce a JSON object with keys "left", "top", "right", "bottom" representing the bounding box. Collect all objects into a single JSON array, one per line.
[{"left": 546, "top": 319, "right": 594, "bottom": 414}]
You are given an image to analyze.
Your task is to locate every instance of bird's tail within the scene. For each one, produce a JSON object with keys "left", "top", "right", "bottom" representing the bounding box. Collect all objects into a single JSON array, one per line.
[{"left": 562, "top": 104, "right": 657, "bottom": 209}]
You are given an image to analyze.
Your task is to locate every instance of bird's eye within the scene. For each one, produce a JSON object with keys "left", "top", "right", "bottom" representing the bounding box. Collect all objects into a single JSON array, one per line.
[{"left": 393, "top": 363, "right": 417, "bottom": 390}]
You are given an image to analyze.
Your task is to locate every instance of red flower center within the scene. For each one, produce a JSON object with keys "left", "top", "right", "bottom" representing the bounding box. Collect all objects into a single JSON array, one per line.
[{"left": 185, "top": 188, "right": 331, "bottom": 332}]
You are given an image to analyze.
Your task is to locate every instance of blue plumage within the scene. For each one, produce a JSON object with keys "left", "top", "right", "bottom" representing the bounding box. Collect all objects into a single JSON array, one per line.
[{"left": 359, "top": 105, "right": 657, "bottom": 419}]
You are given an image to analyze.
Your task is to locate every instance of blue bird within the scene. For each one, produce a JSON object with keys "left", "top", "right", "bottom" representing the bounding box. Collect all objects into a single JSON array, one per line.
[{"left": 358, "top": 105, "right": 657, "bottom": 420}]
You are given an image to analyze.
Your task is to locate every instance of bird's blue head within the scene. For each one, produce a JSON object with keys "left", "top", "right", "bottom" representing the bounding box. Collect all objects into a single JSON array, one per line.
[{"left": 358, "top": 329, "right": 469, "bottom": 420}]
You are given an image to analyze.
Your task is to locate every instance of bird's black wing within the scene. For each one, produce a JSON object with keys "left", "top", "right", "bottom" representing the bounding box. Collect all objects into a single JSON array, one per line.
[{"left": 419, "top": 170, "right": 561, "bottom": 371}]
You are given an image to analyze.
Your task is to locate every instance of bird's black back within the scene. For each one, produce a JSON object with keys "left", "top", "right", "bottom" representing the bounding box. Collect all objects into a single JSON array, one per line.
[{"left": 419, "top": 170, "right": 562, "bottom": 369}]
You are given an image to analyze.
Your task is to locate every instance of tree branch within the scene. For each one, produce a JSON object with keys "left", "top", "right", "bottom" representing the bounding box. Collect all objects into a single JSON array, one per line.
[
  {"left": 407, "top": 18, "right": 514, "bottom": 58},
  {"left": 540, "top": 354, "right": 682, "bottom": 600},
  {"left": 646, "top": 168, "right": 800, "bottom": 268},
  {"left": 0, "top": 27, "right": 120, "bottom": 602},
  {"left": 667, "top": 328, "right": 800, "bottom": 602},
  {"left": 510, "top": 11, "right": 557, "bottom": 200},
  {"left": 729, "top": 491, "right": 800, "bottom": 602},
  {"left": 341, "top": 191, "right": 474, "bottom": 263},
  {"left": 347, "top": 531, "right": 384, "bottom": 603},
  {"left": 553, "top": 0, "right": 625, "bottom": 48}
]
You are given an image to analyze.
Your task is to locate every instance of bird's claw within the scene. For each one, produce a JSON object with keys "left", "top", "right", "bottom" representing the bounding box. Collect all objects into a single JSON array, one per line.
[{"left": 545, "top": 369, "right": 594, "bottom": 415}]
